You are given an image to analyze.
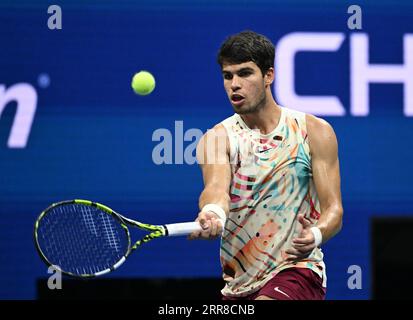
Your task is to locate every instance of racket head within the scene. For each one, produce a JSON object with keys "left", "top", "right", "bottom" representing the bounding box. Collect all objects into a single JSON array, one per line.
[{"left": 34, "top": 200, "right": 132, "bottom": 278}]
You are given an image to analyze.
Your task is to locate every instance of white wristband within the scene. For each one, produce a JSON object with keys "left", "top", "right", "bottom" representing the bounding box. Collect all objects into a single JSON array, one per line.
[
  {"left": 202, "top": 204, "right": 227, "bottom": 225},
  {"left": 310, "top": 227, "right": 323, "bottom": 247}
]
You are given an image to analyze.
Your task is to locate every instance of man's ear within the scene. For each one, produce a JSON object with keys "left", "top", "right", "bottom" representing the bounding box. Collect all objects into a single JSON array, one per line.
[{"left": 264, "top": 67, "right": 275, "bottom": 86}]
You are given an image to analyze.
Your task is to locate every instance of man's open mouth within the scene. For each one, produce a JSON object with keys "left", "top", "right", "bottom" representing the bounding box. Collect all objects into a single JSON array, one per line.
[{"left": 231, "top": 94, "right": 245, "bottom": 104}]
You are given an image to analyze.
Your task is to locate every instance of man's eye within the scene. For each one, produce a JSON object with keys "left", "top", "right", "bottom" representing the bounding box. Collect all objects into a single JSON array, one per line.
[
  {"left": 223, "top": 74, "right": 232, "bottom": 80},
  {"left": 239, "top": 71, "right": 251, "bottom": 77}
]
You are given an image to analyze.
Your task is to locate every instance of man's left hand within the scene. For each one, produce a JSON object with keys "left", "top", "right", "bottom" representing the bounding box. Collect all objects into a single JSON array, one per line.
[{"left": 285, "top": 214, "right": 316, "bottom": 261}]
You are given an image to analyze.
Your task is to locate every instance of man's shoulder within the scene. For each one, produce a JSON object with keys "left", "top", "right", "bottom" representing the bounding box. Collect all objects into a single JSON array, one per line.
[
  {"left": 282, "top": 106, "right": 332, "bottom": 130},
  {"left": 200, "top": 122, "right": 229, "bottom": 141},
  {"left": 207, "top": 114, "right": 239, "bottom": 137},
  {"left": 305, "top": 113, "right": 338, "bottom": 155},
  {"left": 305, "top": 113, "right": 335, "bottom": 134},
  {"left": 211, "top": 123, "right": 229, "bottom": 135}
]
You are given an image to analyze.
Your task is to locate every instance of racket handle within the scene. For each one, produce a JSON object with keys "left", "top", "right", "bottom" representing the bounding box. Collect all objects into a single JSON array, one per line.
[{"left": 164, "top": 221, "right": 203, "bottom": 237}]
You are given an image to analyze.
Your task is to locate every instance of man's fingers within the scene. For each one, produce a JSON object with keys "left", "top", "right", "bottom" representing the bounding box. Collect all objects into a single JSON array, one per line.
[
  {"left": 198, "top": 215, "right": 209, "bottom": 229},
  {"left": 292, "top": 243, "right": 315, "bottom": 253},
  {"left": 210, "top": 218, "right": 218, "bottom": 237},
  {"left": 200, "top": 220, "right": 211, "bottom": 236},
  {"left": 189, "top": 211, "right": 225, "bottom": 240},
  {"left": 187, "top": 230, "right": 201, "bottom": 240},
  {"left": 292, "top": 237, "right": 314, "bottom": 245},
  {"left": 286, "top": 245, "right": 313, "bottom": 259},
  {"left": 285, "top": 252, "right": 300, "bottom": 261},
  {"left": 297, "top": 214, "right": 311, "bottom": 228},
  {"left": 292, "top": 242, "right": 309, "bottom": 248},
  {"left": 217, "top": 218, "right": 224, "bottom": 234},
  {"left": 285, "top": 248, "right": 300, "bottom": 256}
]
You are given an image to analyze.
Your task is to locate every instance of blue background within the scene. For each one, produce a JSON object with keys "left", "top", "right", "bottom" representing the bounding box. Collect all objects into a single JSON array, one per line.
[{"left": 1, "top": 0, "right": 413, "bottom": 299}]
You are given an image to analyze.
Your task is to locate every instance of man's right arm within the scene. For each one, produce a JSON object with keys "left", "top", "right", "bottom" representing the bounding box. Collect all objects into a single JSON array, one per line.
[{"left": 188, "top": 124, "right": 232, "bottom": 240}]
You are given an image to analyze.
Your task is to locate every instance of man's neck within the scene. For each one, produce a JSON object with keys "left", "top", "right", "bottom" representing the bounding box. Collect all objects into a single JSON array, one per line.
[{"left": 240, "top": 98, "right": 282, "bottom": 135}]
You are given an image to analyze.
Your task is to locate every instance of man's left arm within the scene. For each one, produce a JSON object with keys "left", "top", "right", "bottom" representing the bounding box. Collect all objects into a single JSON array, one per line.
[
  {"left": 287, "top": 115, "right": 343, "bottom": 259},
  {"left": 307, "top": 114, "right": 343, "bottom": 244}
]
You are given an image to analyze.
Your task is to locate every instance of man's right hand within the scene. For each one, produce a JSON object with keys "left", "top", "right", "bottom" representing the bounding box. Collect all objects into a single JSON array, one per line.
[{"left": 188, "top": 211, "right": 224, "bottom": 240}]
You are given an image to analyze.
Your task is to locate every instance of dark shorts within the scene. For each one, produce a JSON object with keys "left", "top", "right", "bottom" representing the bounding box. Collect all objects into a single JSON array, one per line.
[{"left": 222, "top": 268, "right": 326, "bottom": 300}]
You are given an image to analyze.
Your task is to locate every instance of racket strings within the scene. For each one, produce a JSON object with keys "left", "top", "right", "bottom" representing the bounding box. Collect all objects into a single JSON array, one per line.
[
  {"left": 36, "top": 204, "right": 129, "bottom": 276},
  {"left": 100, "top": 212, "right": 122, "bottom": 252}
]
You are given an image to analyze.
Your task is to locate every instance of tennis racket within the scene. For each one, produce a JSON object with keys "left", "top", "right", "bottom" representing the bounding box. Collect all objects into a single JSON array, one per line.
[{"left": 34, "top": 199, "right": 203, "bottom": 278}]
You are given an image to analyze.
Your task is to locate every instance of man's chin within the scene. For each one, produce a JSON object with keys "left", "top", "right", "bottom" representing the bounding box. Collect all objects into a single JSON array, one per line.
[{"left": 232, "top": 105, "right": 253, "bottom": 115}]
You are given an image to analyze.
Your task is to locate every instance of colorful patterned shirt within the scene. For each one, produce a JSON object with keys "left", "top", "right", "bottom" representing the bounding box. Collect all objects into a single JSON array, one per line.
[{"left": 220, "top": 106, "right": 327, "bottom": 297}]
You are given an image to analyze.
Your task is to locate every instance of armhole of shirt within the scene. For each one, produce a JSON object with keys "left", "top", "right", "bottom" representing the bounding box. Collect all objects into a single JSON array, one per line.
[
  {"left": 220, "top": 116, "right": 238, "bottom": 169},
  {"left": 283, "top": 107, "right": 312, "bottom": 167},
  {"left": 288, "top": 108, "right": 311, "bottom": 159},
  {"left": 301, "top": 113, "right": 311, "bottom": 159}
]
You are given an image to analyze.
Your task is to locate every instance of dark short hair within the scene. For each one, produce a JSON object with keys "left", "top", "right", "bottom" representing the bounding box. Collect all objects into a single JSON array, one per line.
[{"left": 217, "top": 30, "right": 275, "bottom": 76}]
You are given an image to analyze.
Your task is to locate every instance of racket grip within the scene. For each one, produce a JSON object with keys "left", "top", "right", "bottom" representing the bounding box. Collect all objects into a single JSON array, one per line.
[{"left": 164, "top": 221, "right": 203, "bottom": 237}]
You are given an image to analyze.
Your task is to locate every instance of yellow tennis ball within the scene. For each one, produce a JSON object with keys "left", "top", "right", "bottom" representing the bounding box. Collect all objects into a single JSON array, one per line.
[{"left": 131, "top": 71, "right": 156, "bottom": 95}]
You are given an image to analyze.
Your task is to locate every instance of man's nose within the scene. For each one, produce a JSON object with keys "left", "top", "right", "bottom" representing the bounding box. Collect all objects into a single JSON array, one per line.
[{"left": 231, "top": 76, "right": 241, "bottom": 91}]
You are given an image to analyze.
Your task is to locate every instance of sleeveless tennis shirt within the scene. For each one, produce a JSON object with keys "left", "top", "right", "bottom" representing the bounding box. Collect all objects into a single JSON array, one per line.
[{"left": 220, "top": 106, "right": 327, "bottom": 297}]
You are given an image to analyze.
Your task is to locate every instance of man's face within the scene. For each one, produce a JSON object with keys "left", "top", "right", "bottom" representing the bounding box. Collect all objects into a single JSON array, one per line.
[{"left": 222, "top": 61, "right": 269, "bottom": 115}]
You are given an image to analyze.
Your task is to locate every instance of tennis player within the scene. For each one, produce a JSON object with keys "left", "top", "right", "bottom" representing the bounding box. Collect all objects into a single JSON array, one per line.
[{"left": 189, "top": 31, "right": 343, "bottom": 300}]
